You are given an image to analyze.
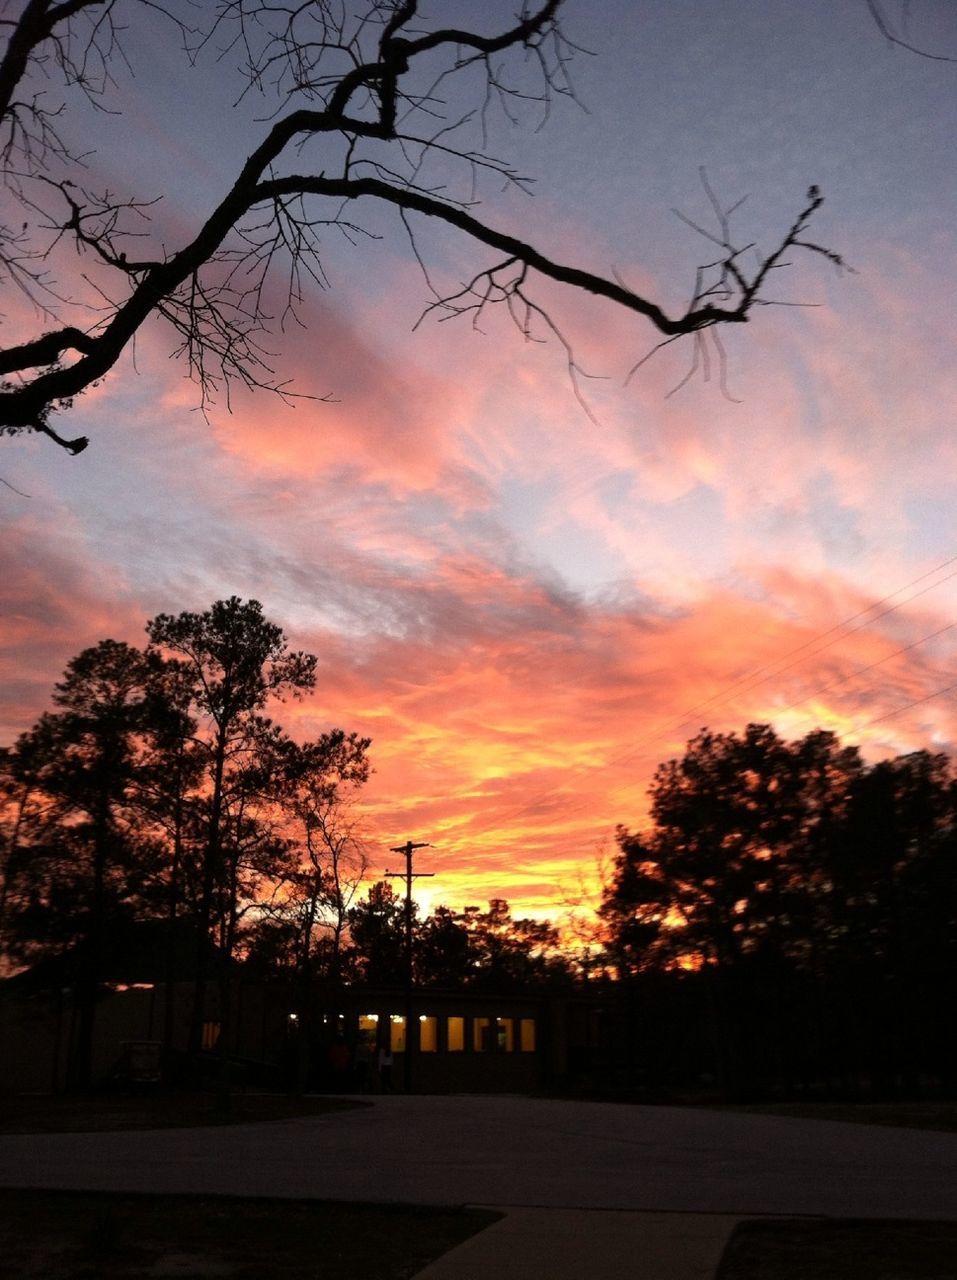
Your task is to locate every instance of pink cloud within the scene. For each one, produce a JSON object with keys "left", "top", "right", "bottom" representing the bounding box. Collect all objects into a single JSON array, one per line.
[
  {"left": 0, "top": 514, "right": 146, "bottom": 739},
  {"left": 5, "top": 176, "right": 957, "bottom": 926}
]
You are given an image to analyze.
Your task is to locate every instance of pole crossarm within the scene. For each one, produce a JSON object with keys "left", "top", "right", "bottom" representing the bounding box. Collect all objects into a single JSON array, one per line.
[{"left": 386, "top": 839, "right": 433, "bottom": 1092}]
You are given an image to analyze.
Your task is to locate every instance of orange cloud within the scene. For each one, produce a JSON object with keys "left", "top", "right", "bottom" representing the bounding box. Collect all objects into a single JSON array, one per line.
[
  {"left": 265, "top": 551, "right": 957, "bottom": 921},
  {"left": 5, "top": 150, "right": 957, "bottom": 933}
]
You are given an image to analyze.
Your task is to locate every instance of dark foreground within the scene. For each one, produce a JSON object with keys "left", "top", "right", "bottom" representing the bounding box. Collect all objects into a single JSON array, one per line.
[
  {"left": 0, "top": 1090, "right": 363, "bottom": 1134},
  {"left": 0, "top": 1188, "right": 498, "bottom": 1280},
  {"left": 5, "top": 1190, "right": 957, "bottom": 1280},
  {"left": 718, "top": 1218, "right": 957, "bottom": 1279}
]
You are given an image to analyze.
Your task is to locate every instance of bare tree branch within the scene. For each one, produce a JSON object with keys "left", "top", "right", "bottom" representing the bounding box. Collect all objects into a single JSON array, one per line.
[
  {"left": 864, "top": 0, "right": 955, "bottom": 61},
  {"left": 0, "top": 1, "right": 867, "bottom": 453}
]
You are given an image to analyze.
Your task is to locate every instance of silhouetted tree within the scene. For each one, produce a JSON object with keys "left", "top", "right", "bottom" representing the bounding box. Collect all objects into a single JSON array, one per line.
[
  {"left": 415, "top": 906, "right": 474, "bottom": 988},
  {"left": 146, "top": 597, "right": 317, "bottom": 1067},
  {"left": 1, "top": 640, "right": 175, "bottom": 1085},
  {"left": 599, "top": 831, "right": 673, "bottom": 980},
  {"left": 0, "top": 601, "right": 378, "bottom": 1095},
  {"left": 347, "top": 879, "right": 407, "bottom": 986},
  {"left": 275, "top": 731, "right": 372, "bottom": 985},
  {"left": 132, "top": 659, "right": 205, "bottom": 1050},
  {"left": 0, "top": 1, "right": 850, "bottom": 454},
  {"left": 412, "top": 898, "right": 570, "bottom": 991},
  {"left": 604, "top": 724, "right": 957, "bottom": 1099},
  {"left": 244, "top": 729, "right": 371, "bottom": 1090},
  {"left": 0, "top": 727, "right": 62, "bottom": 966},
  {"left": 459, "top": 898, "right": 568, "bottom": 990}
]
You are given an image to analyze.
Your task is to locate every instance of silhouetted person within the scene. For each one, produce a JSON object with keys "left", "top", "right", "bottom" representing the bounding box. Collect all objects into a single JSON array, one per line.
[
  {"left": 378, "top": 1044, "right": 394, "bottom": 1092},
  {"left": 355, "top": 1038, "right": 373, "bottom": 1093},
  {"left": 329, "top": 1036, "right": 350, "bottom": 1086}
]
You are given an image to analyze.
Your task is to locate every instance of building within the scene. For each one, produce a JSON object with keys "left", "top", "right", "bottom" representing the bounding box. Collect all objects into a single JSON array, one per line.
[{"left": 0, "top": 978, "right": 606, "bottom": 1095}]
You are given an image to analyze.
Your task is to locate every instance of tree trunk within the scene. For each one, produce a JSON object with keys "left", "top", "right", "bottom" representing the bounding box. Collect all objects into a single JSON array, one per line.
[{"left": 188, "top": 723, "right": 228, "bottom": 1057}]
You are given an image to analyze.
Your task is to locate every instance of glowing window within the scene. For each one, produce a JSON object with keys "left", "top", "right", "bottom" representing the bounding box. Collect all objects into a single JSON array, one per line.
[
  {"left": 390, "top": 1015, "right": 406, "bottom": 1053},
  {"left": 520, "top": 1018, "right": 536, "bottom": 1052},
  {"left": 496, "top": 1017, "right": 515, "bottom": 1052},
  {"left": 447, "top": 1017, "right": 465, "bottom": 1052},
  {"left": 357, "top": 1014, "right": 379, "bottom": 1042},
  {"left": 473, "top": 1017, "right": 491, "bottom": 1053},
  {"left": 418, "top": 1016, "right": 438, "bottom": 1053},
  {"left": 202, "top": 1021, "right": 220, "bottom": 1051}
]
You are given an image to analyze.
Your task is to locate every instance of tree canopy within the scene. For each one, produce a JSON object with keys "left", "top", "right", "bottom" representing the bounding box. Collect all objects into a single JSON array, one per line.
[
  {"left": 602, "top": 723, "right": 957, "bottom": 1097},
  {"left": 0, "top": 599, "right": 370, "bottom": 1080}
]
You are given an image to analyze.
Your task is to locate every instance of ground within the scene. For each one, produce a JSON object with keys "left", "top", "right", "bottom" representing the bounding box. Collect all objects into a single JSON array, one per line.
[
  {"left": 714, "top": 1098, "right": 957, "bottom": 1135},
  {"left": 1, "top": 1090, "right": 957, "bottom": 1280},
  {"left": 717, "top": 1219, "right": 957, "bottom": 1280},
  {"left": 0, "top": 1188, "right": 499, "bottom": 1280},
  {"left": 0, "top": 1089, "right": 364, "bottom": 1135}
]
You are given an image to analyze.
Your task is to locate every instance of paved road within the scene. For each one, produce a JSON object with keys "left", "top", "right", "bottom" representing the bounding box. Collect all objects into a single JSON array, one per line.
[{"left": 0, "top": 1095, "right": 954, "bottom": 1219}]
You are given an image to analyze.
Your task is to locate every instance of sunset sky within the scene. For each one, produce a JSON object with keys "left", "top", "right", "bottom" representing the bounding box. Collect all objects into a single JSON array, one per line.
[{"left": 2, "top": 0, "right": 957, "bottom": 923}]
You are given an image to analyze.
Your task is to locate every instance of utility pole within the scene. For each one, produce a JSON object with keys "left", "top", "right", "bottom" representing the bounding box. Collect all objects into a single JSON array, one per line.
[{"left": 387, "top": 841, "right": 433, "bottom": 1093}]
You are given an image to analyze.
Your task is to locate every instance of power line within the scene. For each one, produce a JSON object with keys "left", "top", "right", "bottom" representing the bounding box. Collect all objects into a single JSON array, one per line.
[
  {"left": 456, "top": 554, "right": 957, "bottom": 844},
  {"left": 670, "top": 565, "right": 957, "bottom": 731},
  {"left": 834, "top": 679, "right": 957, "bottom": 742},
  {"left": 589, "top": 556, "right": 957, "bottom": 781},
  {"left": 544, "top": 668, "right": 957, "bottom": 844},
  {"left": 763, "top": 621, "right": 957, "bottom": 737}
]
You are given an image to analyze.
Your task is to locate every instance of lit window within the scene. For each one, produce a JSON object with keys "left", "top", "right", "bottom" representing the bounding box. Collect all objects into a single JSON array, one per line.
[
  {"left": 473, "top": 1016, "right": 491, "bottom": 1053},
  {"left": 390, "top": 1015, "right": 406, "bottom": 1053},
  {"left": 496, "top": 1017, "right": 515, "bottom": 1052},
  {"left": 357, "top": 1013, "right": 379, "bottom": 1042},
  {"left": 520, "top": 1018, "right": 536, "bottom": 1052},
  {"left": 202, "top": 1021, "right": 220, "bottom": 1051},
  {"left": 418, "top": 1015, "right": 438, "bottom": 1052},
  {"left": 447, "top": 1017, "right": 465, "bottom": 1052}
]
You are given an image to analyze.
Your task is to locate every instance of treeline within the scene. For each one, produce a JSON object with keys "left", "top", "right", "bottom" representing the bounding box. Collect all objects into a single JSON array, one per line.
[
  {"left": 8, "top": 609, "right": 953, "bottom": 1102},
  {"left": 0, "top": 598, "right": 568, "bottom": 1090},
  {"left": 601, "top": 724, "right": 957, "bottom": 1099},
  {"left": 338, "top": 887, "right": 569, "bottom": 992}
]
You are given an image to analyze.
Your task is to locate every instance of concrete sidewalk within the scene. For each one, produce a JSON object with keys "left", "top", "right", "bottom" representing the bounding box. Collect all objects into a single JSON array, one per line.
[
  {"left": 417, "top": 1207, "right": 743, "bottom": 1280},
  {"left": 4, "top": 1092, "right": 953, "bottom": 1278},
  {"left": 3, "top": 1094, "right": 953, "bottom": 1217}
]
